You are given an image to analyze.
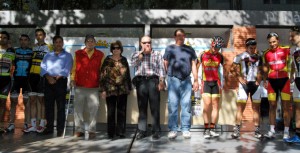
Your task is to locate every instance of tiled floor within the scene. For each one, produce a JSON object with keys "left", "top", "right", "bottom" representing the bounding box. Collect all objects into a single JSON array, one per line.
[{"left": 1, "top": 122, "right": 300, "bottom": 153}]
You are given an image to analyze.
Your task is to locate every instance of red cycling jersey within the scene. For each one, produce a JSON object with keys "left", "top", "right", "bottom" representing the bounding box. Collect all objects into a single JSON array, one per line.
[
  {"left": 199, "top": 50, "right": 223, "bottom": 81},
  {"left": 263, "top": 46, "right": 291, "bottom": 79}
]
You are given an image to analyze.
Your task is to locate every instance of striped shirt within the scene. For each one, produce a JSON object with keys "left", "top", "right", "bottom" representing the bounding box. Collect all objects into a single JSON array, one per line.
[{"left": 131, "top": 50, "right": 165, "bottom": 78}]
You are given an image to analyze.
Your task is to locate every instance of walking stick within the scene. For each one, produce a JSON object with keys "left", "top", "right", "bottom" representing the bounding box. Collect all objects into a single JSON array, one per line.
[{"left": 63, "top": 87, "right": 74, "bottom": 138}]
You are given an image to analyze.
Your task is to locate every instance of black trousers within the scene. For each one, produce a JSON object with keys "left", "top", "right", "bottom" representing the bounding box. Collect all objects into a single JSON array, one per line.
[
  {"left": 106, "top": 94, "right": 128, "bottom": 137},
  {"left": 136, "top": 77, "right": 160, "bottom": 132},
  {"left": 44, "top": 78, "right": 67, "bottom": 132}
]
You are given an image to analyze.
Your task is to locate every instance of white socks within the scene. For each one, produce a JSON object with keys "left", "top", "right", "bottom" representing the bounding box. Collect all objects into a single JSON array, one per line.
[
  {"left": 270, "top": 125, "right": 275, "bottom": 133},
  {"left": 40, "top": 119, "right": 46, "bottom": 127},
  {"left": 31, "top": 118, "right": 36, "bottom": 127},
  {"left": 284, "top": 127, "right": 289, "bottom": 133}
]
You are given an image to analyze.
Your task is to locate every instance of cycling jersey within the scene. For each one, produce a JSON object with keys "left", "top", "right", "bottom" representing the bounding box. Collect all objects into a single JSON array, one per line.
[
  {"left": 199, "top": 50, "right": 223, "bottom": 82},
  {"left": 14, "top": 47, "right": 33, "bottom": 77},
  {"left": 30, "top": 43, "right": 52, "bottom": 75},
  {"left": 292, "top": 47, "right": 300, "bottom": 77},
  {"left": 263, "top": 46, "right": 291, "bottom": 79},
  {"left": 233, "top": 51, "right": 262, "bottom": 82},
  {"left": 0, "top": 48, "right": 15, "bottom": 76}
]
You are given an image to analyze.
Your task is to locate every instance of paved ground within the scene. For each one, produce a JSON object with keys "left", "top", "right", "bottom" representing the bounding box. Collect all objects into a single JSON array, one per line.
[{"left": 1, "top": 122, "right": 300, "bottom": 153}]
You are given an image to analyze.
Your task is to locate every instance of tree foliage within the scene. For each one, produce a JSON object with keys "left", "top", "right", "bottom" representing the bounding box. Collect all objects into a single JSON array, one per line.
[{"left": 1, "top": 0, "right": 201, "bottom": 10}]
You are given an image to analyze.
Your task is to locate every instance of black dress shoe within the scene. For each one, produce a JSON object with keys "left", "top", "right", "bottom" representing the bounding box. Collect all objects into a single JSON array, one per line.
[
  {"left": 119, "top": 134, "right": 126, "bottom": 138},
  {"left": 116, "top": 133, "right": 126, "bottom": 138},
  {"left": 108, "top": 135, "right": 114, "bottom": 139},
  {"left": 152, "top": 132, "right": 160, "bottom": 140},
  {"left": 57, "top": 131, "right": 63, "bottom": 137},
  {"left": 136, "top": 131, "right": 146, "bottom": 140},
  {"left": 39, "top": 128, "right": 54, "bottom": 135}
]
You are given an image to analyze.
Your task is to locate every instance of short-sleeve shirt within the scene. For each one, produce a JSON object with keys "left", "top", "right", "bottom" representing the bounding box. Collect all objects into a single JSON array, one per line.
[
  {"left": 14, "top": 47, "right": 33, "bottom": 77},
  {"left": 263, "top": 46, "right": 290, "bottom": 79},
  {"left": 30, "top": 43, "right": 52, "bottom": 75},
  {"left": 0, "top": 48, "right": 15, "bottom": 77},
  {"left": 163, "top": 44, "right": 197, "bottom": 80},
  {"left": 292, "top": 47, "right": 300, "bottom": 77},
  {"left": 199, "top": 50, "right": 223, "bottom": 81},
  {"left": 233, "top": 51, "right": 262, "bottom": 82}
]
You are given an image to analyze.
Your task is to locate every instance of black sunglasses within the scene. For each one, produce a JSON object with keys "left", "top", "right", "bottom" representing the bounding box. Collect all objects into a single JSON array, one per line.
[
  {"left": 142, "top": 42, "right": 151, "bottom": 44},
  {"left": 112, "top": 46, "right": 121, "bottom": 50}
]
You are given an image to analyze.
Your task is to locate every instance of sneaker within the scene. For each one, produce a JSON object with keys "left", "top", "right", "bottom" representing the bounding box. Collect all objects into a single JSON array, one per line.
[
  {"left": 168, "top": 131, "right": 177, "bottom": 139},
  {"left": 210, "top": 129, "right": 220, "bottom": 137},
  {"left": 182, "top": 131, "right": 191, "bottom": 139},
  {"left": 231, "top": 127, "right": 240, "bottom": 139},
  {"left": 36, "top": 126, "right": 46, "bottom": 133},
  {"left": 5, "top": 124, "right": 15, "bottom": 133},
  {"left": 204, "top": 129, "right": 210, "bottom": 139},
  {"left": 283, "top": 131, "right": 290, "bottom": 140},
  {"left": 284, "top": 135, "right": 300, "bottom": 143},
  {"left": 23, "top": 126, "right": 37, "bottom": 133},
  {"left": 264, "top": 131, "right": 275, "bottom": 139},
  {"left": 254, "top": 131, "right": 263, "bottom": 139}
]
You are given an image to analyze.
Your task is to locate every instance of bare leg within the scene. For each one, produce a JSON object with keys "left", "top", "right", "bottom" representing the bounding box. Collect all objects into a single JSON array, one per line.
[
  {"left": 235, "top": 103, "right": 246, "bottom": 125},
  {"left": 203, "top": 96, "right": 212, "bottom": 124},
  {"left": 23, "top": 97, "right": 30, "bottom": 125},
  {"left": 211, "top": 97, "right": 220, "bottom": 124},
  {"left": 0, "top": 98, "right": 6, "bottom": 126},
  {"left": 269, "top": 100, "right": 277, "bottom": 126},
  {"left": 29, "top": 95, "right": 37, "bottom": 121},
  {"left": 252, "top": 103, "right": 260, "bottom": 126},
  {"left": 8, "top": 97, "right": 18, "bottom": 124},
  {"left": 282, "top": 100, "right": 291, "bottom": 127},
  {"left": 296, "top": 103, "right": 300, "bottom": 129}
]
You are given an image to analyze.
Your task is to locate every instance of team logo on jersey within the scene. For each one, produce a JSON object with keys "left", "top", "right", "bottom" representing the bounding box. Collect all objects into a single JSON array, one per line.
[{"left": 204, "top": 59, "right": 219, "bottom": 67}]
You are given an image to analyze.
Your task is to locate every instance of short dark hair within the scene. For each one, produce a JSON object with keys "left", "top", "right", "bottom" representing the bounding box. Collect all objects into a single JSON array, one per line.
[
  {"left": 174, "top": 29, "right": 185, "bottom": 36},
  {"left": 291, "top": 26, "right": 300, "bottom": 34},
  {"left": 85, "top": 34, "right": 96, "bottom": 43},
  {"left": 245, "top": 38, "right": 257, "bottom": 46},
  {"left": 52, "top": 35, "right": 63, "bottom": 43},
  {"left": 0, "top": 31, "right": 10, "bottom": 40},
  {"left": 19, "top": 34, "right": 30, "bottom": 40},
  {"left": 35, "top": 28, "right": 46, "bottom": 36},
  {"left": 267, "top": 32, "right": 279, "bottom": 40},
  {"left": 110, "top": 40, "right": 123, "bottom": 53}
]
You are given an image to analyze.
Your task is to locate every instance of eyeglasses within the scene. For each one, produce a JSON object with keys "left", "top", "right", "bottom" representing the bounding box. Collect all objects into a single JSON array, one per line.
[
  {"left": 112, "top": 46, "right": 121, "bottom": 50},
  {"left": 142, "top": 42, "right": 151, "bottom": 44}
]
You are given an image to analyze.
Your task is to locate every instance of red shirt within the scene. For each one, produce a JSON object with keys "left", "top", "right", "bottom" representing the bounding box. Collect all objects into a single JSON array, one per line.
[
  {"left": 74, "top": 48, "right": 104, "bottom": 88},
  {"left": 199, "top": 50, "right": 223, "bottom": 81},
  {"left": 263, "top": 46, "right": 290, "bottom": 79}
]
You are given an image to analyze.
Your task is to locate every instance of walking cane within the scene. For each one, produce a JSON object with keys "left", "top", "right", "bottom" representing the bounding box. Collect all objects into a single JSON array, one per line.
[{"left": 63, "top": 87, "right": 74, "bottom": 138}]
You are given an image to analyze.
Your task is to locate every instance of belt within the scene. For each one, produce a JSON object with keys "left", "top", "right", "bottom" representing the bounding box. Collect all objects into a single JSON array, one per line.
[
  {"left": 136, "top": 75, "right": 158, "bottom": 80},
  {"left": 55, "top": 76, "right": 67, "bottom": 80}
]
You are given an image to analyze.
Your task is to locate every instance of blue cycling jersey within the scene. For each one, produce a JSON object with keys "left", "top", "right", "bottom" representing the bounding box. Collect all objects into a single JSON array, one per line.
[{"left": 14, "top": 47, "right": 33, "bottom": 77}]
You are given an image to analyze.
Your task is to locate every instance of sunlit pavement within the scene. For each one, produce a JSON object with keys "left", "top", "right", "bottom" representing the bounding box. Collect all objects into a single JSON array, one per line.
[{"left": 1, "top": 122, "right": 300, "bottom": 153}]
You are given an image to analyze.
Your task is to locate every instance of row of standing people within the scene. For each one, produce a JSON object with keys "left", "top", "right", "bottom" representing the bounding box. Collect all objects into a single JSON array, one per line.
[
  {"left": 0, "top": 30, "right": 74, "bottom": 137},
  {"left": 230, "top": 28, "right": 300, "bottom": 143},
  {"left": 132, "top": 28, "right": 300, "bottom": 143},
  {"left": 0, "top": 29, "right": 51, "bottom": 134},
  {"left": 1, "top": 27, "right": 300, "bottom": 143}
]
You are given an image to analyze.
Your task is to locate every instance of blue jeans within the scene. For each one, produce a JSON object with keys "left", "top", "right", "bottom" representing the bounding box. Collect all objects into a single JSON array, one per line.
[{"left": 167, "top": 76, "right": 192, "bottom": 132}]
